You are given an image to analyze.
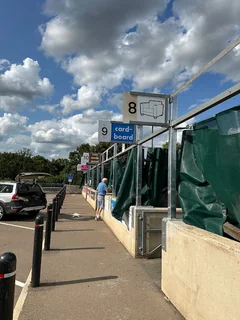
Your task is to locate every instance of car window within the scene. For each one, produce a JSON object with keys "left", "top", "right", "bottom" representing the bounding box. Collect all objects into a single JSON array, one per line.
[
  {"left": 0, "top": 184, "right": 13, "bottom": 193},
  {"left": 29, "top": 184, "right": 41, "bottom": 192},
  {"left": 18, "top": 184, "right": 29, "bottom": 192}
]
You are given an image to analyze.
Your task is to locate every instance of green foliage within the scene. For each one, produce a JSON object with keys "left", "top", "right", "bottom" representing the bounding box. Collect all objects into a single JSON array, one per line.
[
  {"left": 0, "top": 142, "right": 112, "bottom": 184},
  {"left": 162, "top": 141, "right": 181, "bottom": 150}
]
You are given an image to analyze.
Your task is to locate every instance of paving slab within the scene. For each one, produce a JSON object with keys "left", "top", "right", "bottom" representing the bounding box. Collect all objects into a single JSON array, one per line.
[{"left": 17, "top": 194, "right": 184, "bottom": 320}]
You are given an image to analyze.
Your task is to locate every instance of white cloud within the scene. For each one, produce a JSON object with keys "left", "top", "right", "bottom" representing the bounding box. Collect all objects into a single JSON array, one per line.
[
  {"left": 108, "top": 93, "right": 123, "bottom": 111},
  {"left": 0, "top": 58, "right": 54, "bottom": 111},
  {"left": 37, "top": 104, "right": 60, "bottom": 114},
  {"left": 0, "top": 109, "right": 122, "bottom": 157},
  {"left": 0, "top": 59, "right": 10, "bottom": 71},
  {"left": 60, "top": 86, "right": 102, "bottom": 115},
  {"left": 40, "top": 0, "right": 240, "bottom": 116},
  {"left": 28, "top": 109, "right": 122, "bottom": 157},
  {"left": 0, "top": 113, "right": 28, "bottom": 137},
  {"left": 41, "top": 0, "right": 168, "bottom": 58},
  {"left": 1, "top": 135, "right": 32, "bottom": 152}
]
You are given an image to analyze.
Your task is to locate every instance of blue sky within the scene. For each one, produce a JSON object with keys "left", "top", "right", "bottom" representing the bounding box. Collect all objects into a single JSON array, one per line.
[{"left": 0, "top": 0, "right": 240, "bottom": 158}]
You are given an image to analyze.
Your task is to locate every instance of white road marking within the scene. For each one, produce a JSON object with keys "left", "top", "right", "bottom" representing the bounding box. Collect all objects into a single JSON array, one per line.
[
  {"left": 13, "top": 238, "right": 45, "bottom": 320},
  {"left": 0, "top": 222, "right": 34, "bottom": 231},
  {"left": 13, "top": 271, "right": 32, "bottom": 320},
  {"left": 15, "top": 280, "right": 25, "bottom": 288}
]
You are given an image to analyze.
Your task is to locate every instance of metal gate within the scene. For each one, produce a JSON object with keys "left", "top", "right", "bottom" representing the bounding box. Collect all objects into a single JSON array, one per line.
[{"left": 136, "top": 208, "right": 163, "bottom": 258}]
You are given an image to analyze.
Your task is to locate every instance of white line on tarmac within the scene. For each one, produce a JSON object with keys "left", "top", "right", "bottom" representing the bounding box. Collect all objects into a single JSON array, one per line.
[
  {"left": 15, "top": 280, "right": 25, "bottom": 288},
  {"left": 13, "top": 239, "right": 45, "bottom": 320},
  {"left": 0, "top": 222, "right": 34, "bottom": 231},
  {"left": 13, "top": 271, "right": 32, "bottom": 320}
]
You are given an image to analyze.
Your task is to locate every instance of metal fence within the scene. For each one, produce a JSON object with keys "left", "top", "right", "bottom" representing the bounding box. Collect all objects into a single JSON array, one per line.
[{"left": 86, "top": 36, "right": 240, "bottom": 220}]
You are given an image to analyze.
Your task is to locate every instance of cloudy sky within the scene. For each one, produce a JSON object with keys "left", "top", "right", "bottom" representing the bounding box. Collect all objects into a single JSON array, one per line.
[{"left": 0, "top": 0, "right": 240, "bottom": 158}]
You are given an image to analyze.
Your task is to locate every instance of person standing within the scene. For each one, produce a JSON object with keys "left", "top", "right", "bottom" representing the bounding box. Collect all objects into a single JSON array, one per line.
[{"left": 95, "top": 178, "right": 109, "bottom": 220}]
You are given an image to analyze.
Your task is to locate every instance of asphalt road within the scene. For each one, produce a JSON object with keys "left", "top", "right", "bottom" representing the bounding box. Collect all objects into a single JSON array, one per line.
[{"left": 0, "top": 194, "right": 55, "bottom": 307}]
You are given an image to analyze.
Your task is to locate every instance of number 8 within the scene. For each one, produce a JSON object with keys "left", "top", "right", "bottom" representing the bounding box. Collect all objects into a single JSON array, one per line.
[{"left": 129, "top": 102, "right": 136, "bottom": 114}]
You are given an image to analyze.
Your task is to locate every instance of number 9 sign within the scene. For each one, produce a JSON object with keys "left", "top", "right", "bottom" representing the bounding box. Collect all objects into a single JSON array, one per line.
[
  {"left": 102, "top": 127, "right": 108, "bottom": 135},
  {"left": 98, "top": 120, "right": 111, "bottom": 142}
]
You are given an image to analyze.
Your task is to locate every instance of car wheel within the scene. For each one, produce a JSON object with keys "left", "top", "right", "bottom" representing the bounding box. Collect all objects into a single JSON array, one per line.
[
  {"left": 0, "top": 204, "right": 6, "bottom": 221},
  {"left": 28, "top": 210, "right": 40, "bottom": 218}
]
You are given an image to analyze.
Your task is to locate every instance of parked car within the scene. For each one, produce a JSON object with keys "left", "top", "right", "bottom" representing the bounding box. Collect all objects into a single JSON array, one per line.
[{"left": 0, "top": 172, "right": 52, "bottom": 221}]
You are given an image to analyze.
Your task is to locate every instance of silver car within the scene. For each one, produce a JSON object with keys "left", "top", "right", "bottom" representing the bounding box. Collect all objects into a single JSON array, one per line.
[{"left": 0, "top": 172, "right": 51, "bottom": 221}]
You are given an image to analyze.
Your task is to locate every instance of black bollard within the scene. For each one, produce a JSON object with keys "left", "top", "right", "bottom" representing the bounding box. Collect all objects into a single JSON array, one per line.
[
  {"left": 59, "top": 192, "right": 62, "bottom": 211},
  {"left": 59, "top": 192, "right": 62, "bottom": 209},
  {"left": 56, "top": 195, "right": 60, "bottom": 221},
  {"left": 44, "top": 203, "right": 53, "bottom": 251},
  {"left": 52, "top": 198, "right": 56, "bottom": 231},
  {"left": 31, "top": 215, "right": 44, "bottom": 288},
  {"left": 0, "top": 252, "right": 17, "bottom": 320}
]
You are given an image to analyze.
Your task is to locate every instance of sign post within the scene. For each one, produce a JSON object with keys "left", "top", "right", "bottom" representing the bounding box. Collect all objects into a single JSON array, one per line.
[
  {"left": 122, "top": 91, "right": 169, "bottom": 206},
  {"left": 82, "top": 153, "right": 89, "bottom": 164},
  {"left": 68, "top": 174, "right": 73, "bottom": 183},
  {"left": 77, "top": 164, "right": 89, "bottom": 172},
  {"left": 88, "top": 153, "right": 100, "bottom": 165}
]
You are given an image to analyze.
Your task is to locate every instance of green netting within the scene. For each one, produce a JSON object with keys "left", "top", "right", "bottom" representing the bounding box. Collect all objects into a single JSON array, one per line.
[
  {"left": 113, "top": 159, "right": 125, "bottom": 196},
  {"left": 179, "top": 106, "right": 240, "bottom": 235},
  {"left": 112, "top": 148, "right": 137, "bottom": 220},
  {"left": 79, "top": 173, "right": 85, "bottom": 189},
  {"left": 142, "top": 148, "right": 168, "bottom": 207},
  {"left": 108, "top": 160, "right": 113, "bottom": 191}
]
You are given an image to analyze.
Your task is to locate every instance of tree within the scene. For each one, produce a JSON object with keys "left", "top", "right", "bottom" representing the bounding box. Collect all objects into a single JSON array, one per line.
[{"left": 162, "top": 142, "right": 181, "bottom": 150}]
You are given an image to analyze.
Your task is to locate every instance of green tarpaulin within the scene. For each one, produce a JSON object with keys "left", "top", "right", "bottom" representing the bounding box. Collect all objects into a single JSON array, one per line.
[
  {"left": 179, "top": 106, "right": 240, "bottom": 235},
  {"left": 112, "top": 148, "right": 137, "bottom": 220}
]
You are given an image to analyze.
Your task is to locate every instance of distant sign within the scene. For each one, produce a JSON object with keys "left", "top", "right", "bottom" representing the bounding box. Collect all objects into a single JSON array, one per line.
[
  {"left": 81, "top": 156, "right": 87, "bottom": 165},
  {"left": 80, "top": 165, "right": 89, "bottom": 171},
  {"left": 68, "top": 173, "right": 73, "bottom": 182},
  {"left": 88, "top": 153, "right": 99, "bottom": 165},
  {"left": 98, "top": 121, "right": 136, "bottom": 144},
  {"left": 77, "top": 164, "right": 89, "bottom": 171},
  {"left": 82, "top": 153, "right": 89, "bottom": 164},
  {"left": 122, "top": 92, "right": 168, "bottom": 125}
]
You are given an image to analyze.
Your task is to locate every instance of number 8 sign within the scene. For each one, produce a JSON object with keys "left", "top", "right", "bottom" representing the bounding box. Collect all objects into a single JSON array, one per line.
[{"left": 123, "top": 92, "right": 138, "bottom": 123}]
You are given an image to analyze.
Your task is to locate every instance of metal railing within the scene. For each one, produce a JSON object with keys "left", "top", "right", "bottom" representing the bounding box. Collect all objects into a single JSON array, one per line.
[{"left": 85, "top": 36, "right": 240, "bottom": 219}]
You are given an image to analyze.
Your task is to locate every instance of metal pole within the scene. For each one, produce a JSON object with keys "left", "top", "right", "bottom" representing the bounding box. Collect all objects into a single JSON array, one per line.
[
  {"left": 171, "top": 36, "right": 240, "bottom": 98},
  {"left": 52, "top": 198, "right": 56, "bottom": 231},
  {"left": 0, "top": 252, "right": 16, "bottom": 320},
  {"left": 44, "top": 203, "right": 53, "bottom": 251},
  {"left": 136, "top": 126, "right": 143, "bottom": 206},
  {"left": 31, "top": 215, "right": 44, "bottom": 288},
  {"left": 168, "top": 96, "right": 178, "bottom": 219},
  {"left": 101, "top": 163, "right": 104, "bottom": 180},
  {"left": 56, "top": 195, "right": 60, "bottom": 221},
  {"left": 97, "top": 166, "right": 100, "bottom": 185},
  {"left": 112, "top": 144, "right": 118, "bottom": 197},
  {"left": 151, "top": 126, "right": 153, "bottom": 149}
]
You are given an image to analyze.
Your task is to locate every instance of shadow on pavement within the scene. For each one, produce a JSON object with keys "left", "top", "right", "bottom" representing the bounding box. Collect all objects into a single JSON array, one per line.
[
  {"left": 58, "top": 214, "right": 95, "bottom": 222},
  {"left": 55, "top": 229, "right": 94, "bottom": 232},
  {"left": 4, "top": 211, "right": 47, "bottom": 222},
  {"left": 51, "top": 247, "right": 105, "bottom": 251},
  {"left": 41, "top": 276, "right": 118, "bottom": 287}
]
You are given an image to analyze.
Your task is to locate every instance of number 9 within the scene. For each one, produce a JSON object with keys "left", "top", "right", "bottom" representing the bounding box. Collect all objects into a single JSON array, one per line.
[{"left": 102, "top": 127, "right": 108, "bottom": 135}]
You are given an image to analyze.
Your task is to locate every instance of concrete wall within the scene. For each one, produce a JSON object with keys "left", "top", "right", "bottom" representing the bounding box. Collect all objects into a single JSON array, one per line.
[
  {"left": 83, "top": 186, "right": 137, "bottom": 257},
  {"left": 82, "top": 186, "right": 183, "bottom": 258},
  {"left": 162, "top": 220, "right": 240, "bottom": 320}
]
